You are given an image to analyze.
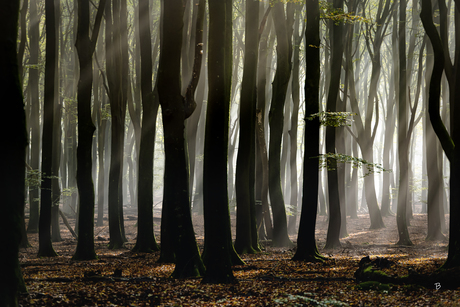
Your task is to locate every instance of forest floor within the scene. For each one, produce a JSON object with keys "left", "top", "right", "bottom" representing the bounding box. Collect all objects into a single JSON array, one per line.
[{"left": 18, "top": 210, "right": 459, "bottom": 306}]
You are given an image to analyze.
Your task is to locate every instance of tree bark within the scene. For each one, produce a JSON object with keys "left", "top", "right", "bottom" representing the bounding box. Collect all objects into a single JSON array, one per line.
[
  {"left": 0, "top": 1, "right": 28, "bottom": 304},
  {"left": 158, "top": 0, "right": 205, "bottom": 278},
  {"left": 292, "top": 0, "right": 326, "bottom": 262}
]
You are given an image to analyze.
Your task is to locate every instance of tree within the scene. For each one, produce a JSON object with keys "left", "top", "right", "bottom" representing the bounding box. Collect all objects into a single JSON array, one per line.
[
  {"left": 106, "top": 0, "right": 128, "bottom": 249},
  {"left": 38, "top": 0, "right": 59, "bottom": 258},
  {"left": 73, "top": 0, "right": 106, "bottom": 260},
  {"left": 324, "top": 0, "right": 345, "bottom": 250},
  {"left": 396, "top": 0, "right": 413, "bottom": 246},
  {"left": 421, "top": 0, "right": 460, "bottom": 268},
  {"left": 133, "top": 0, "right": 160, "bottom": 253},
  {"left": 0, "top": 1, "right": 28, "bottom": 305},
  {"left": 202, "top": 0, "right": 245, "bottom": 284},
  {"left": 292, "top": 0, "right": 326, "bottom": 262},
  {"left": 268, "top": 1, "right": 293, "bottom": 248},
  {"left": 158, "top": 0, "right": 205, "bottom": 278},
  {"left": 234, "top": 0, "right": 261, "bottom": 255},
  {"left": 26, "top": 0, "right": 41, "bottom": 234}
]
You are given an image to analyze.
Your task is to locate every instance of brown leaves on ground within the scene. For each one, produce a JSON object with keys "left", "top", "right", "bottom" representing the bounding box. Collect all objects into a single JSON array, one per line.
[{"left": 18, "top": 213, "right": 460, "bottom": 306}]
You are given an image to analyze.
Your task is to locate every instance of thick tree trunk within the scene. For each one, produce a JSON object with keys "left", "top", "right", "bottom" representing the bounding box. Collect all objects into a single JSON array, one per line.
[
  {"left": 202, "top": 0, "right": 244, "bottom": 284},
  {"left": 0, "top": 2, "right": 28, "bottom": 304},
  {"left": 158, "top": 0, "right": 205, "bottom": 278}
]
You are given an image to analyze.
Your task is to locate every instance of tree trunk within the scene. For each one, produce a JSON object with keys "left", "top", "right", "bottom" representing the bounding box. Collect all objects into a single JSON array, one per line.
[
  {"left": 396, "top": 0, "right": 413, "bottom": 246},
  {"left": 0, "top": 2, "right": 28, "bottom": 303},
  {"left": 158, "top": 0, "right": 205, "bottom": 278},
  {"left": 235, "top": 0, "right": 260, "bottom": 255},
  {"left": 133, "top": 0, "right": 160, "bottom": 253},
  {"left": 38, "top": 0, "right": 58, "bottom": 258},
  {"left": 268, "top": 2, "right": 293, "bottom": 248},
  {"left": 73, "top": 0, "right": 106, "bottom": 260},
  {"left": 202, "top": 0, "right": 244, "bottom": 284},
  {"left": 292, "top": 0, "right": 325, "bottom": 262},
  {"left": 27, "top": 0, "right": 40, "bottom": 234}
]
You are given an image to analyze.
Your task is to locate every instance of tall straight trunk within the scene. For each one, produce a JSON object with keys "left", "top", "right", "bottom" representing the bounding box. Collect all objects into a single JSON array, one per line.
[
  {"left": 235, "top": 0, "right": 260, "bottom": 255},
  {"left": 324, "top": 0, "right": 344, "bottom": 250},
  {"left": 292, "top": 0, "right": 325, "bottom": 262},
  {"left": 1, "top": 1, "right": 28, "bottom": 303},
  {"left": 158, "top": 0, "right": 205, "bottom": 278},
  {"left": 396, "top": 0, "right": 413, "bottom": 246},
  {"left": 288, "top": 5, "right": 302, "bottom": 235},
  {"left": 73, "top": 0, "right": 106, "bottom": 260},
  {"left": 106, "top": 0, "right": 128, "bottom": 249},
  {"left": 38, "top": 0, "right": 58, "bottom": 258},
  {"left": 133, "top": 0, "right": 160, "bottom": 253},
  {"left": 255, "top": 7, "right": 273, "bottom": 239},
  {"left": 202, "top": 0, "right": 244, "bottom": 284},
  {"left": 268, "top": 2, "right": 293, "bottom": 248},
  {"left": 27, "top": 0, "right": 40, "bottom": 234}
]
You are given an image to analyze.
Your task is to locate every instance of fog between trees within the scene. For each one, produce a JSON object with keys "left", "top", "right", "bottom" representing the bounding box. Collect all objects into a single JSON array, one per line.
[{"left": 8, "top": 0, "right": 460, "bottom": 288}]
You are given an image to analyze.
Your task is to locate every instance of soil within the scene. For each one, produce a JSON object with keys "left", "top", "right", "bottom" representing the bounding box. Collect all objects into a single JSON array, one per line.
[{"left": 18, "top": 211, "right": 458, "bottom": 306}]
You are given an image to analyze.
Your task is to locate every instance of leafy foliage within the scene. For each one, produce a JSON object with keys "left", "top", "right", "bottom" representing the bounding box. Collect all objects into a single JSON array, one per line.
[
  {"left": 307, "top": 111, "right": 356, "bottom": 127},
  {"left": 317, "top": 153, "right": 390, "bottom": 177}
]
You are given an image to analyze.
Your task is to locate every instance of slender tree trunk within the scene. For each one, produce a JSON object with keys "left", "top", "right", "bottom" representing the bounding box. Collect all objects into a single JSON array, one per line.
[
  {"left": 268, "top": 2, "right": 293, "bottom": 248},
  {"left": 73, "top": 0, "right": 106, "bottom": 260},
  {"left": 38, "top": 0, "right": 58, "bottom": 257},
  {"left": 235, "top": 0, "right": 260, "bottom": 255},
  {"left": 292, "top": 0, "right": 326, "bottom": 262},
  {"left": 133, "top": 0, "right": 160, "bottom": 253},
  {"left": 396, "top": 0, "right": 413, "bottom": 246},
  {"left": 27, "top": 0, "right": 40, "bottom": 234}
]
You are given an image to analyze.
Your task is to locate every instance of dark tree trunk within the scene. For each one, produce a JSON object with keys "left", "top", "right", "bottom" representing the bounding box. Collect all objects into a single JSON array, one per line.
[
  {"left": 421, "top": 0, "right": 460, "bottom": 268},
  {"left": 324, "top": 0, "right": 344, "bottom": 250},
  {"left": 133, "top": 0, "right": 160, "bottom": 253},
  {"left": 158, "top": 0, "right": 205, "bottom": 278},
  {"left": 27, "top": 0, "right": 41, "bottom": 234},
  {"left": 73, "top": 0, "right": 106, "bottom": 260},
  {"left": 202, "top": 0, "right": 243, "bottom": 284},
  {"left": 268, "top": 2, "right": 293, "bottom": 248},
  {"left": 292, "top": 0, "right": 325, "bottom": 262},
  {"left": 234, "top": 0, "right": 260, "bottom": 255},
  {"left": 0, "top": 2, "right": 28, "bottom": 304},
  {"left": 106, "top": 0, "right": 128, "bottom": 249},
  {"left": 38, "top": 0, "right": 58, "bottom": 258}
]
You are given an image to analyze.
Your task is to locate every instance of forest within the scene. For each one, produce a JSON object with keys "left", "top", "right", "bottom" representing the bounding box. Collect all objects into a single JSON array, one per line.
[{"left": 2, "top": 0, "right": 460, "bottom": 305}]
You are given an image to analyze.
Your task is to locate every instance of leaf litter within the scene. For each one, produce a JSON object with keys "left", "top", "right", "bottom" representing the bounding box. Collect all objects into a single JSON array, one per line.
[{"left": 18, "top": 212, "right": 459, "bottom": 306}]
